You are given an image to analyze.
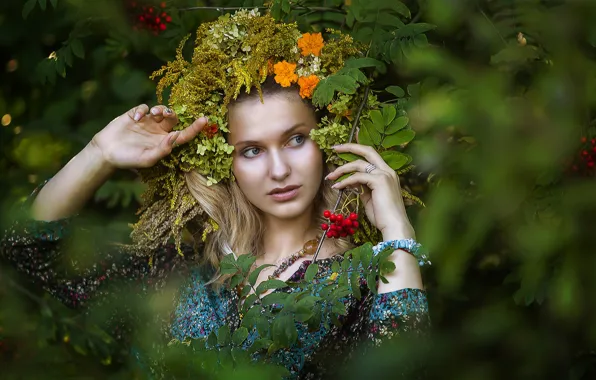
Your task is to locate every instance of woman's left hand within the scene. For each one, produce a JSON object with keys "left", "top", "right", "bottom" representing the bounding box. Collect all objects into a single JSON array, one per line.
[{"left": 325, "top": 143, "right": 415, "bottom": 240}]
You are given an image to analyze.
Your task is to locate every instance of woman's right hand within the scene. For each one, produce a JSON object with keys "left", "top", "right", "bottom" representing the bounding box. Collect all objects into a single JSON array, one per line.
[{"left": 90, "top": 104, "right": 207, "bottom": 169}]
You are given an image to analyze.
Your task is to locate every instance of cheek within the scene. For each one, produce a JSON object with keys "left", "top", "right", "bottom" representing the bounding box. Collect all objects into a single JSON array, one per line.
[{"left": 232, "top": 159, "right": 261, "bottom": 192}]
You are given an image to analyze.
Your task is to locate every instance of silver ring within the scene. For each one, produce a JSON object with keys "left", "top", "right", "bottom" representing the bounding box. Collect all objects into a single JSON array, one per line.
[{"left": 365, "top": 163, "right": 377, "bottom": 174}]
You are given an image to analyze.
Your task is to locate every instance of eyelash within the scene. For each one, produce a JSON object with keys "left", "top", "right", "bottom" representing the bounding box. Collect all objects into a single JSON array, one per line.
[{"left": 241, "top": 134, "right": 306, "bottom": 159}]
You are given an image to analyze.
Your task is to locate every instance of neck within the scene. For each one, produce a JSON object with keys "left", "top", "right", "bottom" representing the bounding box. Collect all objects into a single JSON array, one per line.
[{"left": 261, "top": 206, "right": 318, "bottom": 263}]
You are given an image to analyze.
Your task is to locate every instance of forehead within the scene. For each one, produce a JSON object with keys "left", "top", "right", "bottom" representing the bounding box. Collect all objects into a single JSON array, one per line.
[{"left": 227, "top": 96, "right": 316, "bottom": 144}]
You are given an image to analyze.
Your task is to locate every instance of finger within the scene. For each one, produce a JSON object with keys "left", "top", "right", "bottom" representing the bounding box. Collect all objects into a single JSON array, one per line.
[
  {"left": 333, "top": 143, "right": 391, "bottom": 172},
  {"left": 149, "top": 105, "right": 168, "bottom": 123},
  {"left": 128, "top": 104, "right": 149, "bottom": 122},
  {"left": 174, "top": 117, "right": 208, "bottom": 145},
  {"left": 161, "top": 106, "right": 179, "bottom": 132},
  {"left": 331, "top": 172, "right": 381, "bottom": 191},
  {"left": 141, "top": 130, "right": 181, "bottom": 165},
  {"left": 326, "top": 159, "right": 382, "bottom": 180}
]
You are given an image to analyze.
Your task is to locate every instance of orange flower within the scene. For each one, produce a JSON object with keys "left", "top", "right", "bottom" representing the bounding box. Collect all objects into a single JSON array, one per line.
[
  {"left": 298, "top": 75, "right": 320, "bottom": 99},
  {"left": 273, "top": 60, "right": 298, "bottom": 87},
  {"left": 297, "top": 32, "right": 325, "bottom": 56}
]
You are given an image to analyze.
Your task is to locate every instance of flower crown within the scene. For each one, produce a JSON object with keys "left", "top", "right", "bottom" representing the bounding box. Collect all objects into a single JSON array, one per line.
[{"left": 131, "top": 9, "right": 420, "bottom": 252}]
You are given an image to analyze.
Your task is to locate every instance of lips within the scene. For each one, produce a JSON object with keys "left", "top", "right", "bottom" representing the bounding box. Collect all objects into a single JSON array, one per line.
[
  {"left": 268, "top": 185, "right": 301, "bottom": 202},
  {"left": 268, "top": 185, "right": 300, "bottom": 195}
]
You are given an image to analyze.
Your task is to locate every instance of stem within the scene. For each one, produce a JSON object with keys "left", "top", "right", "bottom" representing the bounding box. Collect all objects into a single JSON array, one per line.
[
  {"left": 313, "top": 86, "right": 371, "bottom": 262},
  {"left": 178, "top": 6, "right": 346, "bottom": 14}
]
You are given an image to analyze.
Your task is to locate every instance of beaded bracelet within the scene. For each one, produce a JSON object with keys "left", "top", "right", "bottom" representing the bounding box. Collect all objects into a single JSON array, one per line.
[{"left": 372, "top": 238, "right": 431, "bottom": 267}]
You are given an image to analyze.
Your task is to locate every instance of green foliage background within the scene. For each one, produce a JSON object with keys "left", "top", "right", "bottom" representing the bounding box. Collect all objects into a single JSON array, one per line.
[{"left": 2, "top": 0, "right": 596, "bottom": 378}]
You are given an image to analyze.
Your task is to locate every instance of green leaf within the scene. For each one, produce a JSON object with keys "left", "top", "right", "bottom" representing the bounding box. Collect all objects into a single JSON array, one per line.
[
  {"left": 381, "top": 0, "right": 411, "bottom": 18},
  {"left": 50, "top": 0, "right": 58, "bottom": 7},
  {"left": 357, "top": 124, "right": 375, "bottom": 146},
  {"left": 382, "top": 129, "right": 415, "bottom": 148},
  {"left": 256, "top": 318, "right": 270, "bottom": 338},
  {"left": 232, "top": 327, "right": 249, "bottom": 346},
  {"left": 281, "top": 0, "right": 291, "bottom": 13},
  {"left": 386, "top": 86, "right": 405, "bottom": 98},
  {"left": 362, "top": 120, "right": 381, "bottom": 145},
  {"left": 240, "top": 284, "right": 251, "bottom": 298},
  {"left": 206, "top": 331, "right": 217, "bottom": 348},
  {"left": 380, "top": 151, "right": 411, "bottom": 171},
  {"left": 241, "top": 294, "right": 258, "bottom": 314},
  {"left": 337, "top": 152, "right": 362, "bottom": 162},
  {"left": 256, "top": 279, "right": 287, "bottom": 295},
  {"left": 261, "top": 291, "right": 288, "bottom": 306},
  {"left": 217, "top": 325, "right": 231, "bottom": 346},
  {"left": 331, "top": 261, "right": 340, "bottom": 273},
  {"left": 22, "top": 0, "right": 37, "bottom": 19},
  {"left": 237, "top": 254, "right": 257, "bottom": 274},
  {"left": 386, "top": 116, "right": 409, "bottom": 134},
  {"left": 220, "top": 262, "right": 238, "bottom": 275},
  {"left": 70, "top": 39, "right": 85, "bottom": 59},
  {"left": 272, "top": 315, "right": 298, "bottom": 347},
  {"left": 380, "top": 260, "right": 396, "bottom": 275},
  {"left": 248, "top": 338, "right": 273, "bottom": 354},
  {"left": 383, "top": 129, "right": 416, "bottom": 148},
  {"left": 305, "top": 263, "right": 319, "bottom": 283},
  {"left": 344, "top": 57, "right": 387, "bottom": 74},
  {"left": 248, "top": 264, "right": 275, "bottom": 286},
  {"left": 330, "top": 285, "right": 351, "bottom": 300},
  {"left": 378, "top": 13, "right": 405, "bottom": 27},
  {"left": 230, "top": 273, "right": 244, "bottom": 288},
  {"left": 38, "top": 0, "right": 47, "bottom": 11},
  {"left": 367, "top": 272, "right": 377, "bottom": 294},
  {"left": 337, "top": 67, "right": 368, "bottom": 83},
  {"left": 350, "top": 270, "right": 361, "bottom": 300},
  {"left": 329, "top": 75, "right": 358, "bottom": 94},
  {"left": 394, "top": 23, "right": 436, "bottom": 39},
  {"left": 331, "top": 301, "right": 348, "bottom": 316},
  {"left": 382, "top": 106, "right": 397, "bottom": 126},
  {"left": 369, "top": 110, "right": 385, "bottom": 133},
  {"left": 306, "top": 306, "right": 322, "bottom": 331},
  {"left": 232, "top": 347, "right": 250, "bottom": 364}
]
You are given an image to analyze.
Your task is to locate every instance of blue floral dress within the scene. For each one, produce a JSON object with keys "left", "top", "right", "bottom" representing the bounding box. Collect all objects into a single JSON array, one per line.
[{"left": 1, "top": 212, "right": 430, "bottom": 379}]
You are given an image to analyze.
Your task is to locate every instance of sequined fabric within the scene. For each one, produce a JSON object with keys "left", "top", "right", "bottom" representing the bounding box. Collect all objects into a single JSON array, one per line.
[{"left": 1, "top": 214, "right": 430, "bottom": 379}]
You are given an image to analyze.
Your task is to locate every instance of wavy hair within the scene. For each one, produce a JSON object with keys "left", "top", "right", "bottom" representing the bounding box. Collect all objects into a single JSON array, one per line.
[{"left": 185, "top": 79, "right": 353, "bottom": 285}]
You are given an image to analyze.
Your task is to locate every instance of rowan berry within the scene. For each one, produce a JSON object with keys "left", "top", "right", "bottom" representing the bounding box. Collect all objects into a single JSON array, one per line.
[
  {"left": 323, "top": 210, "right": 331, "bottom": 218},
  {"left": 349, "top": 212, "right": 358, "bottom": 220},
  {"left": 352, "top": 221, "right": 359, "bottom": 228},
  {"left": 321, "top": 223, "right": 329, "bottom": 230}
]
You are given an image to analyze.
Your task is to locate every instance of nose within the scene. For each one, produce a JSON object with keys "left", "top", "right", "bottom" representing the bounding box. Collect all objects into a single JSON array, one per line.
[{"left": 269, "top": 149, "right": 291, "bottom": 181}]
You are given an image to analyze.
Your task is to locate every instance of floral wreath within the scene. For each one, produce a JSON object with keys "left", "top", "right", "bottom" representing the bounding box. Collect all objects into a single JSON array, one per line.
[{"left": 130, "top": 9, "right": 422, "bottom": 254}]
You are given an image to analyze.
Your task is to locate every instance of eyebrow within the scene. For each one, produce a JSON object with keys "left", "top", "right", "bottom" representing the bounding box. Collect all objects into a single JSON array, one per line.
[{"left": 233, "top": 122, "right": 308, "bottom": 147}]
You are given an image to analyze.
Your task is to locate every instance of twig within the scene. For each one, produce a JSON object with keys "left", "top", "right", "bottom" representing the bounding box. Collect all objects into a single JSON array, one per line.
[
  {"left": 312, "top": 85, "right": 370, "bottom": 262},
  {"left": 178, "top": 6, "right": 346, "bottom": 15}
]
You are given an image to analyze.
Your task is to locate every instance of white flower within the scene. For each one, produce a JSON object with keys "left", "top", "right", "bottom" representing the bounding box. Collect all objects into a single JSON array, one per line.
[{"left": 291, "top": 46, "right": 299, "bottom": 54}]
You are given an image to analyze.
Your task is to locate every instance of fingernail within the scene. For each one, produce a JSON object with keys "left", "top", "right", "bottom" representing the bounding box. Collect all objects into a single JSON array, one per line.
[
  {"left": 164, "top": 107, "right": 172, "bottom": 115},
  {"left": 133, "top": 112, "right": 142, "bottom": 121},
  {"left": 332, "top": 144, "right": 341, "bottom": 149},
  {"left": 151, "top": 108, "right": 159, "bottom": 115},
  {"left": 331, "top": 183, "right": 339, "bottom": 189}
]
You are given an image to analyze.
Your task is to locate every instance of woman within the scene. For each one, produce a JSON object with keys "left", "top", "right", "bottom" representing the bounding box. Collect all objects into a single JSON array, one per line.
[{"left": 1, "top": 11, "right": 429, "bottom": 379}]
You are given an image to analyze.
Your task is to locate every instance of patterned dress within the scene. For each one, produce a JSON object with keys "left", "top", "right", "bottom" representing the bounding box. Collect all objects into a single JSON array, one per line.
[{"left": 1, "top": 212, "right": 430, "bottom": 378}]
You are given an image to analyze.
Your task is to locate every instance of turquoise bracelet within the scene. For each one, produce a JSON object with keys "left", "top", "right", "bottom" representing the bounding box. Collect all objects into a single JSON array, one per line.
[{"left": 371, "top": 238, "right": 431, "bottom": 267}]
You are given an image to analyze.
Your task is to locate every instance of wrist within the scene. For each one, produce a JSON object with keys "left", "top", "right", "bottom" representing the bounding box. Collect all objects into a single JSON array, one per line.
[
  {"left": 381, "top": 223, "right": 415, "bottom": 241},
  {"left": 85, "top": 139, "right": 117, "bottom": 174}
]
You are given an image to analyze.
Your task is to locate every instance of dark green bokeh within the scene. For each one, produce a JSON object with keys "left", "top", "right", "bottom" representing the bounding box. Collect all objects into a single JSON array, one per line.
[{"left": 2, "top": 0, "right": 596, "bottom": 379}]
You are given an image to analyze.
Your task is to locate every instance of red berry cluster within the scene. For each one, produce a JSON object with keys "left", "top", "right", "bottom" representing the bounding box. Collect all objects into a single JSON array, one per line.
[
  {"left": 567, "top": 136, "right": 596, "bottom": 177},
  {"left": 127, "top": 1, "right": 172, "bottom": 35},
  {"left": 321, "top": 210, "right": 359, "bottom": 239}
]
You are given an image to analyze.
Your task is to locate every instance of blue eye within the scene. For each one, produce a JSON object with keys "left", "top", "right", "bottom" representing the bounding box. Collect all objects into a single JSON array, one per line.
[
  {"left": 288, "top": 134, "right": 305, "bottom": 146},
  {"left": 242, "top": 147, "right": 261, "bottom": 158}
]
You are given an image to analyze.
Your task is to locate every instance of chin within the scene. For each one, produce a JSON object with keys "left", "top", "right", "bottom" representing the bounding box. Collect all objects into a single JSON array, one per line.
[{"left": 261, "top": 198, "right": 313, "bottom": 220}]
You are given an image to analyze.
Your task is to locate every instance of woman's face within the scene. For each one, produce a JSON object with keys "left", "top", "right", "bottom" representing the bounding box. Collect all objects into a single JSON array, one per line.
[{"left": 228, "top": 94, "right": 323, "bottom": 221}]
